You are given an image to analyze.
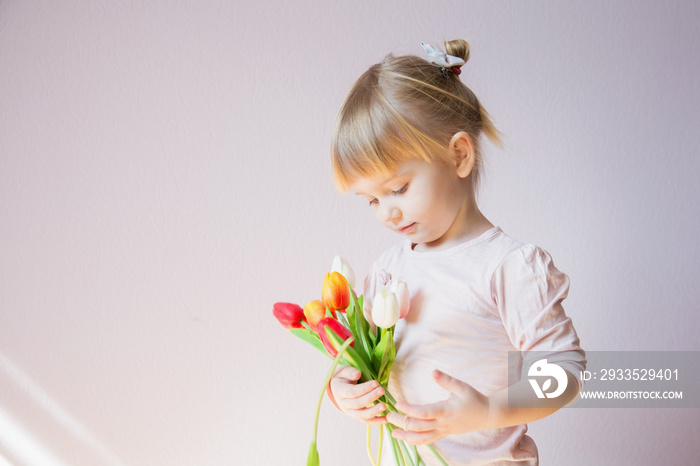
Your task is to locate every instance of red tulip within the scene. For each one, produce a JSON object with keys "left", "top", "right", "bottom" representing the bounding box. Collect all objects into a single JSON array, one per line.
[
  {"left": 272, "top": 302, "right": 305, "bottom": 329},
  {"left": 317, "top": 318, "right": 353, "bottom": 358},
  {"left": 321, "top": 272, "right": 350, "bottom": 312},
  {"left": 303, "top": 299, "right": 326, "bottom": 331}
]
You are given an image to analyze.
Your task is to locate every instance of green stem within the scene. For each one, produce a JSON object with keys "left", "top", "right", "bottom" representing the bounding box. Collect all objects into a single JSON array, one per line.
[
  {"left": 397, "top": 439, "right": 416, "bottom": 466},
  {"left": 386, "top": 425, "right": 402, "bottom": 465},
  {"left": 383, "top": 420, "right": 447, "bottom": 466},
  {"left": 311, "top": 337, "right": 355, "bottom": 445},
  {"left": 385, "top": 425, "right": 415, "bottom": 466},
  {"left": 376, "top": 383, "right": 397, "bottom": 406},
  {"left": 426, "top": 445, "right": 448, "bottom": 466},
  {"left": 380, "top": 388, "right": 447, "bottom": 466},
  {"left": 366, "top": 425, "right": 377, "bottom": 466},
  {"left": 307, "top": 334, "right": 447, "bottom": 466}
]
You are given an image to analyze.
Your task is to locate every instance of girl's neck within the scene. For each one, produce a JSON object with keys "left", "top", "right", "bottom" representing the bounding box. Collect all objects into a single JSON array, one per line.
[{"left": 413, "top": 194, "right": 493, "bottom": 252}]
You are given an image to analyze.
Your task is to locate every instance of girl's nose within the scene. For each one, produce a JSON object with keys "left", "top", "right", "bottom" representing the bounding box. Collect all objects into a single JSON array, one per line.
[{"left": 380, "top": 204, "right": 401, "bottom": 224}]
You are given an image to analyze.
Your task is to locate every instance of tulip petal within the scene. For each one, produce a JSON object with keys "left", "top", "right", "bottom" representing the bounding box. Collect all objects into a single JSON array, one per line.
[
  {"left": 303, "top": 299, "right": 326, "bottom": 331},
  {"left": 317, "top": 318, "right": 353, "bottom": 358},
  {"left": 331, "top": 255, "right": 356, "bottom": 289},
  {"left": 390, "top": 278, "right": 410, "bottom": 319},
  {"left": 322, "top": 272, "right": 351, "bottom": 311},
  {"left": 371, "top": 286, "right": 399, "bottom": 328},
  {"left": 273, "top": 302, "right": 305, "bottom": 329}
]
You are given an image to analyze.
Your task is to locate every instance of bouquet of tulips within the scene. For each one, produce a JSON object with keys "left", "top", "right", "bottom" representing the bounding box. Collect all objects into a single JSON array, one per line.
[{"left": 273, "top": 257, "right": 446, "bottom": 466}]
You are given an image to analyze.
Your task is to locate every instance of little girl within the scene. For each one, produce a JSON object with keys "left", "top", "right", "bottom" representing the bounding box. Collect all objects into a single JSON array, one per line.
[{"left": 327, "top": 40, "right": 585, "bottom": 465}]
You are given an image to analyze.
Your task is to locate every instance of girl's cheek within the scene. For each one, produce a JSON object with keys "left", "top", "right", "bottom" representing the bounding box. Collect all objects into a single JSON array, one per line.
[
  {"left": 411, "top": 194, "right": 431, "bottom": 216},
  {"left": 373, "top": 208, "right": 386, "bottom": 225}
]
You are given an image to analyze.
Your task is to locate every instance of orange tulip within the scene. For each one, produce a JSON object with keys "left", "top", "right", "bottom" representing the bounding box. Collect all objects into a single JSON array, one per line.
[
  {"left": 322, "top": 271, "right": 350, "bottom": 312},
  {"left": 303, "top": 299, "right": 326, "bottom": 331}
]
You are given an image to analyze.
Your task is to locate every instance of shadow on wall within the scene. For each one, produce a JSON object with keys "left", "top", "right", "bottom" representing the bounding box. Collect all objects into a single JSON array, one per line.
[{"left": 0, "top": 352, "right": 126, "bottom": 466}]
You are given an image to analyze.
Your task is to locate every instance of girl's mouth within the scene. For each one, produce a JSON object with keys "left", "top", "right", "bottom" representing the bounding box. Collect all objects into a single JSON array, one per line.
[{"left": 398, "top": 223, "right": 416, "bottom": 234}]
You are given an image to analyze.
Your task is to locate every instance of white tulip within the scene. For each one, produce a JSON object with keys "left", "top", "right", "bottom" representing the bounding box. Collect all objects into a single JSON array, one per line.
[
  {"left": 371, "top": 285, "right": 400, "bottom": 329},
  {"left": 389, "top": 278, "right": 410, "bottom": 319},
  {"left": 330, "top": 255, "right": 356, "bottom": 289}
]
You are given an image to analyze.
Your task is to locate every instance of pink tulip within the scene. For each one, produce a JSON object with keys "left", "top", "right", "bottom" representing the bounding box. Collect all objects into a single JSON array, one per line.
[
  {"left": 272, "top": 302, "right": 305, "bottom": 329},
  {"left": 390, "top": 278, "right": 410, "bottom": 319},
  {"left": 317, "top": 318, "right": 353, "bottom": 358}
]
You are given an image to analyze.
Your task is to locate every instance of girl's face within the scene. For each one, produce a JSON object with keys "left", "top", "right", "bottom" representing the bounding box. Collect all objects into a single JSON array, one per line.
[{"left": 350, "top": 158, "right": 473, "bottom": 251}]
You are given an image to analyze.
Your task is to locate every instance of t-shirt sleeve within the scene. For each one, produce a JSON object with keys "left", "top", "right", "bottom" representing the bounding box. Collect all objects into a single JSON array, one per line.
[{"left": 491, "top": 244, "right": 586, "bottom": 388}]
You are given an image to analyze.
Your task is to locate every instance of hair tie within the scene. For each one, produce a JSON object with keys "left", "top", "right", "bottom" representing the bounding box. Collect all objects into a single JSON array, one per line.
[{"left": 421, "top": 42, "right": 464, "bottom": 76}]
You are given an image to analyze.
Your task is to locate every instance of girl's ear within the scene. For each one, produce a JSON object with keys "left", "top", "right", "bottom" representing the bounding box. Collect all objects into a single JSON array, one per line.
[{"left": 449, "top": 132, "right": 476, "bottom": 178}]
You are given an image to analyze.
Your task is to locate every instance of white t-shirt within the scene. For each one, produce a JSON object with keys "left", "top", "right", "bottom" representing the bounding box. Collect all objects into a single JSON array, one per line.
[{"left": 364, "top": 227, "right": 586, "bottom": 465}]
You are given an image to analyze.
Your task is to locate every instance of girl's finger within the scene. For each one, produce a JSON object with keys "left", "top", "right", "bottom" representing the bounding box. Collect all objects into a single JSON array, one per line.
[
  {"left": 432, "top": 369, "right": 468, "bottom": 396},
  {"left": 342, "top": 385, "right": 385, "bottom": 410},
  {"left": 347, "top": 402, "right": 388, "bottom": 423},
  {"left": 353, "top": 414, "right": 387, "bottom": 425},
  {"left": 330, "top": 371, "right": 366, "bottom": 398},
  {"left": 335, "top": 378, "right": 381, "bottom": 400},
  {"left": 334, "top": 366, "right": 362, "bottom": 382},
  {"left": 392, "top": 428, "right": 443, "bottom": 446},
  {"left": 394, "top": 400, "right": 446, "bottom": 420},
  {"left": 386, "top": 411, "right": 435, "bottom": 433}
]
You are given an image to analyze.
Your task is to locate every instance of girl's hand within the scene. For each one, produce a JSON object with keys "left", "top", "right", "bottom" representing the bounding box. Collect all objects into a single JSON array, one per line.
[
  {"left": 386, "top": 370, "right": 489, "bottom": 445},
  {"left": 328, "top": 366, "right": 387, "bottom": 425}
]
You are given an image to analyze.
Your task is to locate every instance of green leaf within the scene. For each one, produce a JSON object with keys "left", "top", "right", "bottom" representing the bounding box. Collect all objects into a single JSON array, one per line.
[
  {"left": 351, "top": 293, "right": 374, "bottom": 360},
  {"left": 371, "top": 331, "right": 384, "bottom": 371},
  {"left": 290, "top": 328, "right": 331, "bottom": 359},
  {"left": 346, "top": 298, "right": 357, "bottom": 331},
  {"left": 357, "top": 296, "right": 378, "bottom": 348},
  {"left": 379, "top": 345, "right": 395, "bottom": 386},
  {"left": 341, "top": 291, "right": 374, "bottom": 372},
  {"left": 336, "top": 311, "right": 350, "bottom": 330},
  {"left": 372, "top": 329, "right": 396, "bottom": 386},
  {"left": 306, "top": 442, "right": 320, "bottom": 466},
  {"left": 326, "top": 329, "right": 376, "bottom": 382}
]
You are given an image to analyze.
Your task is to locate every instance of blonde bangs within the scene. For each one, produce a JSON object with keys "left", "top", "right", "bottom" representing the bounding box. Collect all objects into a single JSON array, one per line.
[
  {"left": 331, "top": 88, "right": 446, "bottom": 192},
  {"left": 331, "top": 47, "right": 500, "bottom": 193}
]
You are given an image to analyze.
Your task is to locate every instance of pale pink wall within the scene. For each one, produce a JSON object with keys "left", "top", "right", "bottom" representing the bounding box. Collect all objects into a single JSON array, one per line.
[{"left": 1, "top": 1, "right": 698, "bottom": 465}]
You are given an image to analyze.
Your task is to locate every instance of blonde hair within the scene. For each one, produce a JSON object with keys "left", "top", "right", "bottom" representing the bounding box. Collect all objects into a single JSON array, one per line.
[{"left": 331, "top": 39, "right": 502, "bottom": 192}]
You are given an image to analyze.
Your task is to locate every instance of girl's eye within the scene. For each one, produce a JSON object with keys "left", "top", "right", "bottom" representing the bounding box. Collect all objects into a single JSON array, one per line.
[
  {"left": 392, "top": 184, "right": 408, "bottom": 195},
  {"left": 369, "top": 198, "right": 379, "bottom": 206}
]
